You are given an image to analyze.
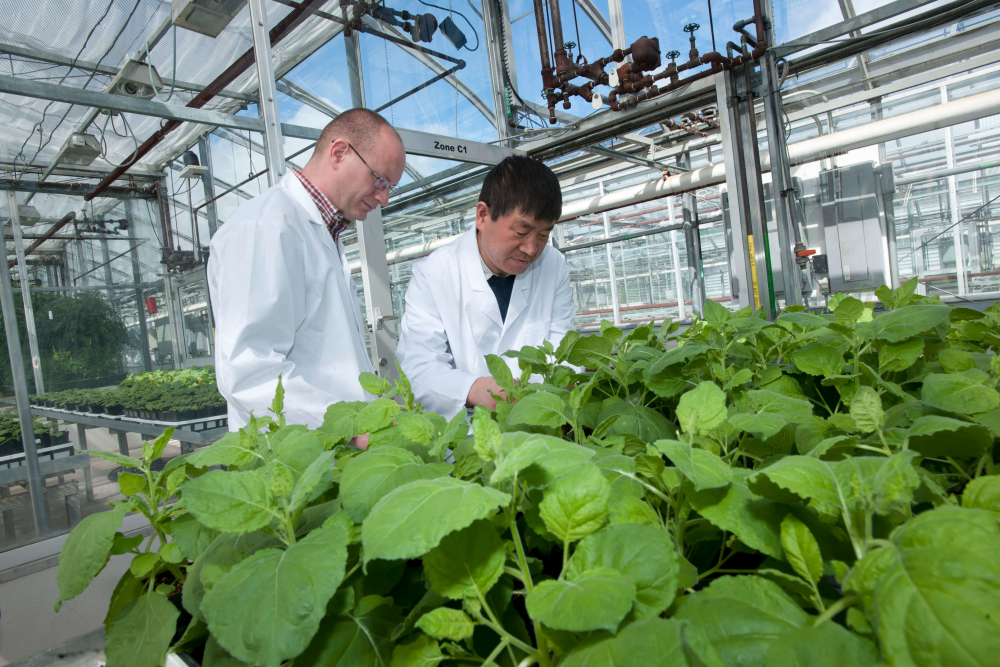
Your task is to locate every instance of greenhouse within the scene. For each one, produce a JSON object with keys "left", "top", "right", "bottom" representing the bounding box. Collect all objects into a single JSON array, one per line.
[{"left": 0, "top": 0, "right": 998, "bottom": 664}]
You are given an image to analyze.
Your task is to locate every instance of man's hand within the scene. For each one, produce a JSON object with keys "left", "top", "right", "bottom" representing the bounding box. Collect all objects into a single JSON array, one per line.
[
  {"left": 466, "top": 376, "right": 507, "bottom": 410},
  {"left": 351, "top": 433, "right": 369, "bottom": 450}
]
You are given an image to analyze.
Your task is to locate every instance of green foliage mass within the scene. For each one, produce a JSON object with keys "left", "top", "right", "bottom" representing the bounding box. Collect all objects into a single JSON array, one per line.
[
  {"left": 55, "top": 283, "right": 1000, "bottom": 667},
  {"left": 0, "top": 291, "right": 128, "bottom": 391},
  {"left": 36, "top": 366, "right": 225, "bottom": 414}
]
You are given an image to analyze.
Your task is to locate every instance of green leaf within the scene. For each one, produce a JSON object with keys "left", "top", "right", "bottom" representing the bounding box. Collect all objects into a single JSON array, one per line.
[
  {"left": 525, "top": 568, "right": 636, "bottom": 632},
  {"left": 110, "top": 532, "right": 144, "bottom": 555},
  {"left": 105, "top": 592, "right": 180, "bottom": 667},
  {"left": 878, "top": 339, "right": 925, "bottom": 373},
  {"left": 359, "top": 372, "right": 393, "bottom": 396},
  {"left": 291, "top": 590, "right": 400, "bottom": 667},
  {"left": 423, "top": 519, "right": 504, "bottom": 600},
  {"left": 507, "top": 391, "right": 571, "bottom": 429},
  {"left": 269, "top": 462, "right": 294, "bottom": 497},
  {"left": 491, "top": 434, "right": 592, "bottom": 486},
  {"left": 187, "top": 431, "right": 258, "bottom": 469},
  {"left": 472, "top": 406, "right": 502, "bottom": 462},
  {"left": 780, "top": 515, "right": 823, "bottom": 585},
  {"left": 567, "top": 334, "right": 614, "bottom": 367},
  {"left": 778, "top": 311, "right": 831, "bottom": 328},
  {"left": 962, "top": 476, "right": 1000, "bottom": 518},
  {"left": 703, "top": 298, "right": 730, "bottom": 326},
  {"left": 560, "top": 617, "right": 726, "bottom": 667},
  {"left": 88, "top": 449, "right": 143, "bottom": 470},
  {"left": 118, "top": 472, "right": 147, "bottom": 497},
  {"left": 485, "top": 353, "right": 515, "bottom": 394},
  {"left": 202, "top": 636, "right": 249, "bottom": 667},
  {"left": 202, "top": 524, "right": 349, "bottom": 667},
  {"left": 390, "top": 634, "right": 444, "bottom": 667},
  {"left": 673, "top": 576, "right": 810, "bottom": 666},
  {"left": 172, "top": 514, "right": 220, "bottom": 562},
  {"left": 853, "top": 506, "right": 1000, "bottom": 666},
  {"left": 792, "top": 342, "right": 846, "bottom": 377},
  {"left": 687, "top": 477, "right": 786, "bottom": 559},
  {"left": 182, "top": 470, "right": 276, "bottom": 533},
  {"left": 676, "top": 381, "right": 727, "bottom": 436},
  {"left": 730, "top": 390, "right": 813, "bottom": 439},
  {"left": 834, "top": 296, "right": 865, "bottom": 322},
  {"left": 415, "top": 608, "right": 474, "bottom": 641},
  {"left": 922, "top": 373, "right": 1000, "bottom": 415},
  {"left": 724, "top": 368, "right": 754, "bottom": 391},
  {"left": 850, "top": 386, "right": 884, "bottom": 433},
  {"left": 539, "top": 463, "right": 610, "bottom": 543},
  {"left": 362, "top": 478, "right": 510, "bottom": 564},
  {"left": 763, "top": 622, "right": 878, "bottom": 667},
  {"left": 565, "top": 523, "right": 679, "bottom": 619},
  {"left": 939, "top": 348, "right": 976, "bottom": 374},
  {"left": 654, "top": 440, "right": 733, "bottom": 491},
  {"left": 130, "top": 552, "right": 160, "bottom": 578},
  {"left": 873, "top": 304, "right": 951, "bottom": 342},
  {"left": 159, "top": 541, "right": 184, "bottom": 564},
  {"left": 289, "top": 450, "right": 336, "bottom": 513},
  {"left": 56, "top": 502, "right": 127, "bottom": 607},
  {"left": 395, "top": 413, "right": 436, "bottom": 446},
  {"left": 355, "top": 398, "right": 402, "bottom": 434},
  {"left": 598, "top": 400, "right": 677, "bottom": 443},
  {"left": 555, "top": 330, "right": 582, "bottom": 363},
  {"left": 318, "top": 401, "right": 367, "bottom": 447},
  {"left": 339, "top": 448, "right": 449, "bottom": 523},
  {"left": 907, "top": 415, "right": 994, "bottom": 458}
]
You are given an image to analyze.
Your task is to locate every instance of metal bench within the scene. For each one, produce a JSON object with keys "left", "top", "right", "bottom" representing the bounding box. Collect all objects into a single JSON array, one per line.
[{"left": 0, "top": 452, "right": 90, "bottom": 541}]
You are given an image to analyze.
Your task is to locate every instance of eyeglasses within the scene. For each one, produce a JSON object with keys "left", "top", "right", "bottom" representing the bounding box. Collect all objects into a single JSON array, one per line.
[{"left": 348, "top": 143, "right": 396, "bottom": 193}]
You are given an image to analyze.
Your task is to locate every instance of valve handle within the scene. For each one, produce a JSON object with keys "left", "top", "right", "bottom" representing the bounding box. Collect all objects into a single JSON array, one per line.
[{"left": 683, "top": 23, "right": 700, "bottom": 33}]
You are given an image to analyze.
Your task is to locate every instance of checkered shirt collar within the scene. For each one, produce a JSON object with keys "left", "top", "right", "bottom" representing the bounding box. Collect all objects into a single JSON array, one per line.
[{"left": 291, "top": 168, "right": 349, "bottom": 244}]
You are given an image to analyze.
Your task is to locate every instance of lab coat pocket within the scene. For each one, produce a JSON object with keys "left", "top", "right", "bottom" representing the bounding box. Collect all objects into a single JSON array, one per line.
[{"left": 518, "top": 320, "right": 552, "bottom": 348}]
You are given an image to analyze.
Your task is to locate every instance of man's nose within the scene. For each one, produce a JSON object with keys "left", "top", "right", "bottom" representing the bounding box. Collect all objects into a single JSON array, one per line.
[
  {"left": 520, "top": 238, "right": 537, "bottom": 257},
  {"left": 375, "top": 188, "right": 390, "bottom": 208}
]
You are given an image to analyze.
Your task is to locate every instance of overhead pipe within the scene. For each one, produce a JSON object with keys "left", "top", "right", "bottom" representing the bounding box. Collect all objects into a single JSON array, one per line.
[
  {"left": 6, "top": 211, "right": 75, "bottom": 269},
  {"left": 84, "top": 0, "right": 327, "bottom": 201},
  {"left": 560, "top": 85, "right": 1000, "bottom": 220}
]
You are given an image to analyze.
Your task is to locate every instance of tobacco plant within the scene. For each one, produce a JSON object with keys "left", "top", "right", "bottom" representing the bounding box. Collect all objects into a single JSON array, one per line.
[{"left": 55, "top": 280, "right": 1000, "bottom": 667}]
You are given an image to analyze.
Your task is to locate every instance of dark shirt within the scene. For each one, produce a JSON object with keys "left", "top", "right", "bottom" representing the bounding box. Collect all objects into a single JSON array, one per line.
[{"left": 487, "top": 274, "right": 517, "bottom": 322}]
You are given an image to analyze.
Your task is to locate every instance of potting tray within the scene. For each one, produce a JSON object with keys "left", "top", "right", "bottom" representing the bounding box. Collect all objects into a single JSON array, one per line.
[{"left": 0, "top": 442, "right": 76, "bottom": 470}]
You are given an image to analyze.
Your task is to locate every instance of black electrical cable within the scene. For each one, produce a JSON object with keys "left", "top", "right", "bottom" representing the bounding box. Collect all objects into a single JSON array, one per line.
[
  {"left": 16, "top": 0, "right": 145, "bottom": 178},
  {"left": 571, "top": 0, "right": 582, "bottom": 58},
  {"left": 491, "top": 0, "right": 535, "bottom": 117},
  {"left": 415, "top": 0, "right": 480, "bottom": 51}
]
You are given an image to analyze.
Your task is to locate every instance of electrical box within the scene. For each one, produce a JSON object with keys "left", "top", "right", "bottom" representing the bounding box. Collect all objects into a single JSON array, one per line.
[
  {"left": 54, "top": 132, "right": 102, "bottom": 167},
  {"left": 17, "top": 205, "right": 40, "bottom": 224},
  {"left": 105, "top": 59, "right": 163, "bottom": 102},
  {"left": 818, "top": 162, "right": 889, "bottom": 293},
  {"left": 172, "top": 0, "right": 248, "bottom": 38},
  {"left": 440, "top": 16, "right": 466, "bottom": 50}
]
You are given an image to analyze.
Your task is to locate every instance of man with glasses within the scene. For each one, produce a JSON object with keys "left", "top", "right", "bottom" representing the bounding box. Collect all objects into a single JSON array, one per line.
[{"left": 208, "top": 108, "right": 405, "bottom": 442}]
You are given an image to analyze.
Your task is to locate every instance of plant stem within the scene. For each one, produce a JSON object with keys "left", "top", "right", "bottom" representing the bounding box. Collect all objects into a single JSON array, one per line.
[
  {"left": 812, "top": 595, "right": 860, "bottom": 627},
  {"left": 504, "top": 566, "right": 526, "bottom": 582},
  {"left": 481, "top": 639, "right": 510, "bottom": 667}
]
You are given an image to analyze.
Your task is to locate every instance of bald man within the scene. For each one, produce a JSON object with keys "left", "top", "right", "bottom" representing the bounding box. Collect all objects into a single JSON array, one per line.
[{"left": 208, "top": 108, "right": 405, "bottom": 434}]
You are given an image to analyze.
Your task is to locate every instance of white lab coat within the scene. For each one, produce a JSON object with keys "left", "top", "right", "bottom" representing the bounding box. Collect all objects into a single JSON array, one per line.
[
  {"left": 208, "top": 171, "right": 373, "bottom": 431},
  {"left": 397, "top": 228, "right": 576, "bottom": 419}
]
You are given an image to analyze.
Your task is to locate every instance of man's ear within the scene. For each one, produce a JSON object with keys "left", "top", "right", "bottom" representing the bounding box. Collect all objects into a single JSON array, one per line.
[
  {"left": 328, "top": 138, "right": 350, "bottom": 167},
  {"left": 475, "top": 201, "right": 491, "bottom": 232}
]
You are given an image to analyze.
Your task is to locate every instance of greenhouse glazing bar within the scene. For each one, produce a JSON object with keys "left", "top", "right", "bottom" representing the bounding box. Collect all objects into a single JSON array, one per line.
[{"left": 7, "top": 192, "right": 45, "bottom": 394}]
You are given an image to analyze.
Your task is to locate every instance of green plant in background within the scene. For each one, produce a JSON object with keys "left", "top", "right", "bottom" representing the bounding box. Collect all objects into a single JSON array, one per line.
[
  {"left": 0, "top": 291, "right": 128, "bottom": 391},
  {"left": 54, "top": 285, "right": 1000, "bottom": 667}
]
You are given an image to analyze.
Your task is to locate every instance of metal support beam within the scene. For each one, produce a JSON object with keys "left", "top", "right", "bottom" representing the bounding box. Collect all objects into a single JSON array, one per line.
[
  {"left": 582, "top": 145, "right": 670, "bottom": 171},
  {"left": 100, "top": 238, "right": 115, "bottom": 303},
  {"left": 607, "top": 0, "right": 627, "bottom": 50},
  {"left": 198, "top": 136, "right": 219, "bottom": 238},
  {"left": 345, "top": 29, "right": 366, "bottom": 109},
  {"left": 7, "top": 192, "right": 45, "bottom": 394},
  {"left": 599, "top": 181, "right": 620, "bottom": 324},
  {"left": 679, "top": 154, "right": 706, "bottom": 318},
  {"left": 759, "top": 10, "right": 803, "bottom": 307},
  {"left": 716, "top": 74, "right": 753, "bottom": 311},
  {"left": 356, "top": 207, "right": 398, "bottom": 380},
  {"left": 575, "top": 0, "right": 613, "bottom": 45},
  {"left": 125, "top": 200, "right": 153, "bottom": 373},
  {"left": 482, "top": 0, "right": 514, "bottom": 142},
  {"left": 0, "top": 74, "right": 264, "bottom": 133},
  {"left": 0, "top": 196, "right": 50, "bottom": 536},
  {"left": 248, "top": 0, "right": 286, "bottom": 184},
  {"left": 774, "top": 0, "right": 935, "bottom": 57}
]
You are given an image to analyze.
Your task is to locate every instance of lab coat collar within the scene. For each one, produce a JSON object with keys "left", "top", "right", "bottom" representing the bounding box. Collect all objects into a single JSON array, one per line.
[
  {"left": 282, "top": 171, "right": 328, "bottom": 228},
  {"left": 460, "top": 228, "right": 535, "bottom": 332}
]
